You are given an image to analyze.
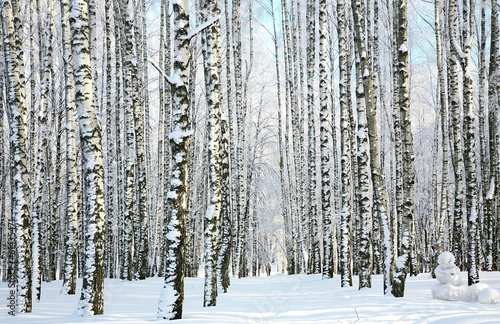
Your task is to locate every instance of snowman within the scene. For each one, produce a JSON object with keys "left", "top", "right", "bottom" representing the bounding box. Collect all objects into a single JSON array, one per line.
[
  {"left": 431, "top": 252, "right": 500, "bottom": 304},
  {"left": 431, "top": 252, "right": 468, "bottom": 302},
  {"left": 434, "top": 252, "right": 462, "bottom": 286}
]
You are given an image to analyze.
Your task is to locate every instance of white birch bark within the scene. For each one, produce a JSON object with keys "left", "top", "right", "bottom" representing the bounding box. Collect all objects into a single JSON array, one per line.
[
  {"left": 201, "top": 0, "right": 221, "bottom": 307},
  {"left": 351, "top": 0, "right": 373, "bottom": 290},
  {"left": 392, "top": 0, "right": 416, "bottom": 297},
  {"left": 2, "top": 0, "right": 32, "bottom": 313},
  {"left": 486, "top": 0, "right": 500, "bottom": 272},
  {"left": 70, "top": 0, "right": 106, "bottom": 315},
  {"left": 157, "top": 0, "right": 190, "bottom": 319},
  {"left": 60, "top": 0, "right": 79, "bottom": 295},
  {"left": 448, "top": 0, "right": 465, "bottom": 268},
  {"left": 318, "top": 0, "right": 332, "bottom": 279},
  {"left": 306, "top": 0, "right": 320, "bottom": 275},
  {"left": 337, "top": 0, "right": 353, "bottom": 288}
]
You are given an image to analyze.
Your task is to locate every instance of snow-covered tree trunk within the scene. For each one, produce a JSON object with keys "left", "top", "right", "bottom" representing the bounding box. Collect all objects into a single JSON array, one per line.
[
  {"left": 217, "top": 119, "right": 231, "bottom": 293},
  {"left": 113, "top": 10, "right": 125, "bottom": 280},
  {"left": 478, "top": 3, "right": 488, "bottom": 271},
  {"left": 2, "top": 0, "right": 32, "bottom": 313},
  {"left": 292, "top": 0, "right": 308, "bottom": 274},
  {"left": 159, "top": 0, "right": 173, "bottom": 277},
  {"left": 273, "top": 0, "right": 294, "bottom": 274},
  {"left": 32, "top": 0, "right": 53, "bottom": 300},
  {"left": 232, "top": 0, "right": 247, "bottom": 279},
  {"left": 201, "top": 0, "right": 221, "bottom": 307},
  {"left": 221, "top": 0, "right": 238, "bottom": 279},
  {"left": 337, "top": 0, "right": 352, "bottom": 288},
  {"left": 432, "top": 0, "right": 450, "bottom": 275},
  {"left": 448, "top": 0, "right": 465, "bottom": 268},
  {"left": 153, "top": 0, "right": 167, "bottom": 277},
  {"left": 486, "top": 0, "right": 500, "bottom": 272},
  {"left": 116, "top": 0, "right": 135, "bottom": 281},
  {"left": 60, "top": 0, "right": 79, "bottom": 295},
  {"left": 392, "top": 0, "right": 416, "bottom": 297},
  {"left": 458, "top": 1, "right": 480, "bottom": 286},
  {"left": 366, "top": 0, "right": 394, "bottom": 294},
  {"left": 70, "top": 0, "right": 106, "bottom": 315},
  {"left": 318, "top": 0, "right": 332, "bottom": 280},
  {"left": 328, "top": 3, "right": 339, "bottom": 277},
  {"left": 306, "top": 0, "right": 320, "bottom": 275},
  {"left": 157, "top": 0, "right": 190, "bottom": 319},
  {"left": 392, "top": 0, "right": 403, "bottom": 250},
  {"left": 134, "top": 0, "right": 150, "bottom": 280},
  {"left": 104, "top": 0, "right": 115, "bottom": 279},
  {"left": 351, "top": 0, "right": 373, "bottom": 290}
]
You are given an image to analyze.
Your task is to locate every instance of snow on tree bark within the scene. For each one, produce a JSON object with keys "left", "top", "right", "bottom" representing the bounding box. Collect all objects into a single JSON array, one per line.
[
  {"left": 432, "top": 0, "right": 450, "bottom": 275},
  {"left": 337, "top": 0, "right": 353, "bottom": 288},
  {"left": 217, "top": 120, "right": 231, "bottom": 293},
  {"left": 60, "top": 0, "right": 79, "bottom": 295},
  {"left": 364, "top": 0, "right": 395, "bottom": 294},
  {"left": 273, "top": 0, "right": 295, "bottom": 274},
  {"left": 458, "top": 1, "right": 480, "bottom": 286},
  {"left": 70, "top": 0, "right": 106, "bottom": 315},
  {"left": 201, "top": 0, "right": 222, "bottom": 307},
  {"left": 351, "top": 0, "right": 373, "bottom": 290},
  {"left": 448, "top": 0, "right": 465, "bottom": 269},
  {"left": 306, "top": 0, "right": 320, "bottom": 275},
  {"left": 318, "top": 0, "right": 332, "bottom": 280},
  {"left": 157, "top": 0, "right": 190, "bottom": 320},
  {"left": 2, "top": 0, "right": 32, "bottom": 313},
  {"left": 104, "top": 0, "right": 115, "bottom": 279},
  {"left": 392, "top": 0, "right": 416, "bottom": 297},
  {"left": 487, "top": 0, "right": 500, "bottom": 272}
]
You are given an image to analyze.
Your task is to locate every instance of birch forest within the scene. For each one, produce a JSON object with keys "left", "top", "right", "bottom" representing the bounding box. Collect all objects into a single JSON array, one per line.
[{"left": 1, "top": 0, "right": 499, "bottom": 319}]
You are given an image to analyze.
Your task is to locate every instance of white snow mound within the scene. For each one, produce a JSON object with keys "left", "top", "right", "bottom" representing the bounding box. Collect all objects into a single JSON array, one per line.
[{"left": 477, "top": 287, "right": 500, "bottom": 304}]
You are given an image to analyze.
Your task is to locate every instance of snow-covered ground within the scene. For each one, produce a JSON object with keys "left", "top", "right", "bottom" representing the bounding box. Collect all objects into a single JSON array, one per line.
[{"left": 1, "top": 270, "right": 499, "bottom": 323}]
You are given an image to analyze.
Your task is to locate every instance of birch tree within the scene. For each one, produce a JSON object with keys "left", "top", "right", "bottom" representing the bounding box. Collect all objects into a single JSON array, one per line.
[
  {"left": 318, "top": 0, "right": 332, "bottom": 279},
  {"left": 157, "top": 0, "right": 191, "bottom": 319},
  {"left": 60, "top": 0, "right": 79, "bottom": 295},
  {"left": 201, "top": 0, "right": 222, "bottom": 307},
  {"left": 351, "top": 0, "right": 373, "bottom": 289},
  {"left": 486, "top": 0, "right": 500, "bottom": 272},
  {"left": 457, "top": 0, "right": 480, "bottom": 285},
  {"left": 1, "top": 0, "right": 32, "bottom": 313},
  {"left": 392, "top": 0, "right": 416, "bottom": 297},
  {"left": 70, "top": 0, "right": 106, "bottom": 315},
  {"left": 337, "top": 0, "right": 352, "bottom": 288},
  {"left": 306, "top": 0, "right": 320, "bottom": 275},
  {"left": 448, "top": 0, "right": 465, "bottom": 268}
]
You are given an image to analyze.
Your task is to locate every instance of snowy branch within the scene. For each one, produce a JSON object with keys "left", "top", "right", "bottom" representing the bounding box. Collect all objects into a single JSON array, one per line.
[
  {"left": 149, "top": 58, "right": 184, "bottom": 87},
  {"left": 183, "top": 15, "right": 221, "bottom": 41}
]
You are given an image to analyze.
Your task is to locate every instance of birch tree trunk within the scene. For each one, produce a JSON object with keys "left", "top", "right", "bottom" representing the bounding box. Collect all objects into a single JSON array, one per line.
[
  {"left": 337, "top": 0, "right": 353, "bottom": 288},
  {"left": 60, "top": 0, "right": 79, "bottom": 295},
  {"left": 458, "top": 0, "right": 480, "bottom": 285},
  {"left": 217, "top": 119, "right": 231, "bottom": 293},
  {"left": 104, "top": 0, "right": 115, "bottom": 279},
  {"left": 486, "top": 0, "right": 500, "bottom": 271},
  {"left": 201, "top": 0, "right": 222, "bottom": 307},
  {"left": 432, "top": 0, "right": 450, "bottom": 275},
  {"left": 318, "top": 0, "right": 332, "bottom": 280},
  {"left": 351, "top": 0, "right": 373, "bottom": 289},
  {"left": 306, "top": 0, "right": 320, "bottom": 275},
  {"left": 2, "top": 0, "right": 32, "bottom": 313},
  {"left": 365, "top": 0, "right": 395, "bottom": 294},
  {"left": 70, "top": 0, "right": 106, "bottom": 315},
  {"left": 448, "top": 0, "right": 465, "bottom": 269},
  {"left": 157, "top": 0, "right": 190, "bottom": 319},
  {"left": 392, "top": 0, "right": 416, "bottom": 297},
  {"left": 273, "top": 0, "right": 294, "bottom": 274}
]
